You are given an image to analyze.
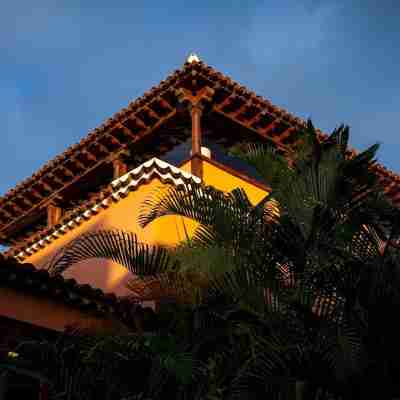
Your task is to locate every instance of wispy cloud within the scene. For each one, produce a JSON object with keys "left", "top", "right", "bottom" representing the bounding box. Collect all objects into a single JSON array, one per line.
[{"left": 243, "top": 0, "right": 340, "bottom": 67}]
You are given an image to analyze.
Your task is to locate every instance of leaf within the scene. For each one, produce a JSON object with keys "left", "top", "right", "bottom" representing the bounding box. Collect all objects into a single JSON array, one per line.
[{"left": 47, "top": 230, "right": 177, "bottom": 277}]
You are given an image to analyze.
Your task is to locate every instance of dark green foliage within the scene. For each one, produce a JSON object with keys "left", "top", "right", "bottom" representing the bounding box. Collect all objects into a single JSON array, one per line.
[{"left": 5, "top": 121, "right": 400, "bottom": 399}]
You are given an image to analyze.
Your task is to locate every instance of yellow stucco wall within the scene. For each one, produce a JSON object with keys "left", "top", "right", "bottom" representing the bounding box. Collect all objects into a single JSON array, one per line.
[
  {"left": 180, "top": 159, "right": 267, "bottom": 204},
  {"left": 24, "top": 160, "right": 268, "bottom": 297}
]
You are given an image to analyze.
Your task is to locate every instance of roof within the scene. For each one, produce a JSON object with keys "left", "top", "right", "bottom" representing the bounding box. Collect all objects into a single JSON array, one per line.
[
  {"left": 1, "top": 56, "right": 399, "bottom": 241},
  {"left": 0, "top": 255, "right": 153, "bottom": 329},
  {"left": 8, "top": 158, "right": 200, "bottom": 260}
]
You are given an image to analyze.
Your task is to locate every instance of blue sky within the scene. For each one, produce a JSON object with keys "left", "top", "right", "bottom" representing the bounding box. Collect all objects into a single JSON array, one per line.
[{"left": 1, "top": 0, "right": 399, "bottom": 195}]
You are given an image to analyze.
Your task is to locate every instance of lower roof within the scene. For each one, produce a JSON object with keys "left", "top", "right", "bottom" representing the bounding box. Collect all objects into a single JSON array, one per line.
[{"left": 0, "top": 254, "right": 154, "bottom": 331}]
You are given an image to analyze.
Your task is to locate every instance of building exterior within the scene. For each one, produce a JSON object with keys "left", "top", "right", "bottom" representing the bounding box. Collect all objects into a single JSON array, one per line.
[
  {"left": 1, "top": 52, "right": 400, "bottom": 399},
  {"left": 0, "top": 54, "right": 399, "bottom": 335}
]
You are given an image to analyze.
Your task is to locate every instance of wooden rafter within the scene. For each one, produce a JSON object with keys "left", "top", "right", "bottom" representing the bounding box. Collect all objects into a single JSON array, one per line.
[
  {"left": 81, "top": 150, "right": 98, "bottom": 163},
  {"left": 116, "top": 123, "right": 136, "bottom": 139},
  {"left": 214, "top": 94, "right": 236, "bottom": 112},
  {"left": 259, "top": 119, "right": 280, "bottom": 136},
  {"left": 280, "top": 126, "right": 297, "bottom": 141},
  {"left": 157, "top": 97, "right": 173, "bottom": 111},
  {"left": 70, "top": 157, "right": 87, "bottom": 170},
  {"left": 29, "top": 188, "right": 44, "bottom": 200},
  {"left": 132, "top": 116, "right": 147, "bottom": 130},
  {"left": 37, "top": 180, "right": 53, "bottom": 193},
  {"left": 2, "top": 58, "right": 400, "bottom": 245},
  {"left": 144, "top": 106, "right": 161, "bottom": 120},
  {"left": 0, "top": 209, "right": 14, "bottom": 220},
  {"left": 231, "top": 101, "right": 252, "bottom": 118},
  {"left": 9, "top": 203, "right": 24, "bottom": 214},
  {"left": 15, "top": 195, "right": 33, "bottom": 208},
  {"left": 60, "top": 165, "right": 76, "bottom": 177},
  {"left": 0, "top": 107, "right": 177, "bottom": 237},
  {"left": 105, "top": 133, "right": 122, "bottom": 146},
  {"left": 93, "top": 142, "right": 110, "bottom": 155},
  {"left": 47, "top": 173, "right": 65, "bottom": 186},
  {"left": 245, "top": 112, "right": 263, "bottom": 127}
]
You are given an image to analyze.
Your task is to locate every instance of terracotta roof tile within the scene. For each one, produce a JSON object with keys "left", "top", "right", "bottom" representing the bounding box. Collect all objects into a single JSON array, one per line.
[
  {"left": 0, "top": 255, "right": 153, "bottom": 329},
  {"left": 0, "top": 57, "right": 399, "bottom": 237}
]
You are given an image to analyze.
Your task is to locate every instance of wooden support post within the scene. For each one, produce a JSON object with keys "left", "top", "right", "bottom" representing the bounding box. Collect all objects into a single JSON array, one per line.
[
  {"left": 190, "top": 104, "right": 203, "bottom": 178},
  {"left": 112, "top": 158, "right": 128, "bottom": 179},
  {"left": 47, "top": 203, "right": 62, "bottom": 228},
  {"left": 176, "top": 86, "right": 214, "bottom": 179}
]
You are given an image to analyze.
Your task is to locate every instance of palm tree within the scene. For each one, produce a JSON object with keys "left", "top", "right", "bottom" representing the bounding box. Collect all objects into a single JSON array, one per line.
[
  {"left": 134, "top": 120, "right": 400, "bottom": 399},
  {"left": 7, "top": 121, "right": 400, "bottom": 399}
]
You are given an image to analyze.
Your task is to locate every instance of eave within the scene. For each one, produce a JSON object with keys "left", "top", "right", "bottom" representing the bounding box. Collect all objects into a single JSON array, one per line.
[{"left": 1, "top": 57, "right": 399, "bottom": 242}]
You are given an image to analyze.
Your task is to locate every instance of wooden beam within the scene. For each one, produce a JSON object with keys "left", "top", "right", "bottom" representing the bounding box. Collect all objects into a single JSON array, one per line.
[
  {"left": 47, "top": 172, "right": 66, "bottom": 186},
  {"left": 59, "top": 166, "right": 75, "bottom": 178},
  {"left": 93, "top": 142, "right": 110, "bottom": 155},
  {"left": 157, "top": 97, "right": 173, "bottom": 111},
  {"left": 81, "top": 150, "right": 97, "bottom": 163},
  {"left": 116, "top": 123, "right": 136, "bottom": 139},
  {"left": 105, "top": 133, "right": 122, "bottom": 146},
  {"left": 259, "top": 119, "right": 280, "bottom": 136},
  {"left": 191, "top": 105, "right": 202, "bottom": 156},
  {"left": 231, "top": 101, "right": 252, "bottom": 118},
  {"left": 214, "top": 94, "right": 236, "bottom": 112},
  {"left": 47, "top": 203, "right": 62, "bottom": 228},
  {"left": 132, "top": 117, "right": 147, "bottom": 130},
  {"left": 245, "top": 111, "right": 263, "bottom": 127},
  {"left": 176, "top": 87, "right": 214, "bottom": 179},
  {"left": 0, "top": 209, "right": 14, "bottom": 220},
  {"left": 0, "top": 108, "right": 177, "bottom": 236},
  {"left": 29, "top": 187, "right": 44, "bottom": 200},
  {"left": 70, "top": 157, "right": 87, "bottom": 170},
  {"left": 112, "top": 158, "right": 128, "bottom": 179},
  {"left": 16, "top": 195, "right": 33, "bottom": 208},
  {"left": 9, "top": 203, "right": 24, "bottom": 214},
  {"left": 38, "top": 180, "right": 54, "bottom": 193},
  {"left": 280, "top": 126, "right": 296, "bottom": 141},
  {"left": 144, "top": 106, "right": 161, "bottom": 120},
  {"left": 213, "top": 107, "right": 288, "bottom": 153},
  {"left": 191, "top": 104, "right": 203, "bottom": 178}
]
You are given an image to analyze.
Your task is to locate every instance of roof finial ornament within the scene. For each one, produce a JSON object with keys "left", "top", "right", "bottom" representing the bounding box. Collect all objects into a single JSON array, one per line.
[{"left": 186, "top": 52, "right": 200, "bottom": 63}]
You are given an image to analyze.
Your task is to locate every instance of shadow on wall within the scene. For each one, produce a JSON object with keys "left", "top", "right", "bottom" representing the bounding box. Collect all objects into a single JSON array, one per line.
[{"left": 34, "top": 216, "right": 194, "bottom": 297}]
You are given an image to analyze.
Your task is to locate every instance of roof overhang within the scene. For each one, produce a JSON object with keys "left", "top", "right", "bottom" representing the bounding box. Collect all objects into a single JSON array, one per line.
[{"left": 1, "top": 58, "right": 399, "bottom": 241}]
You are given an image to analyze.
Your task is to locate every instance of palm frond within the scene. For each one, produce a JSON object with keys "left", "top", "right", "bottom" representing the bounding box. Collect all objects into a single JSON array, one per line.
[
  {"left": 47, "top": 230, "right": 177, "bottom": 277},
  {"left": 229, "top": 141, "right": 294, "bottom": 191},
  {"left": 318, "top": 312, "right": 365, "bottom": 383}
]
